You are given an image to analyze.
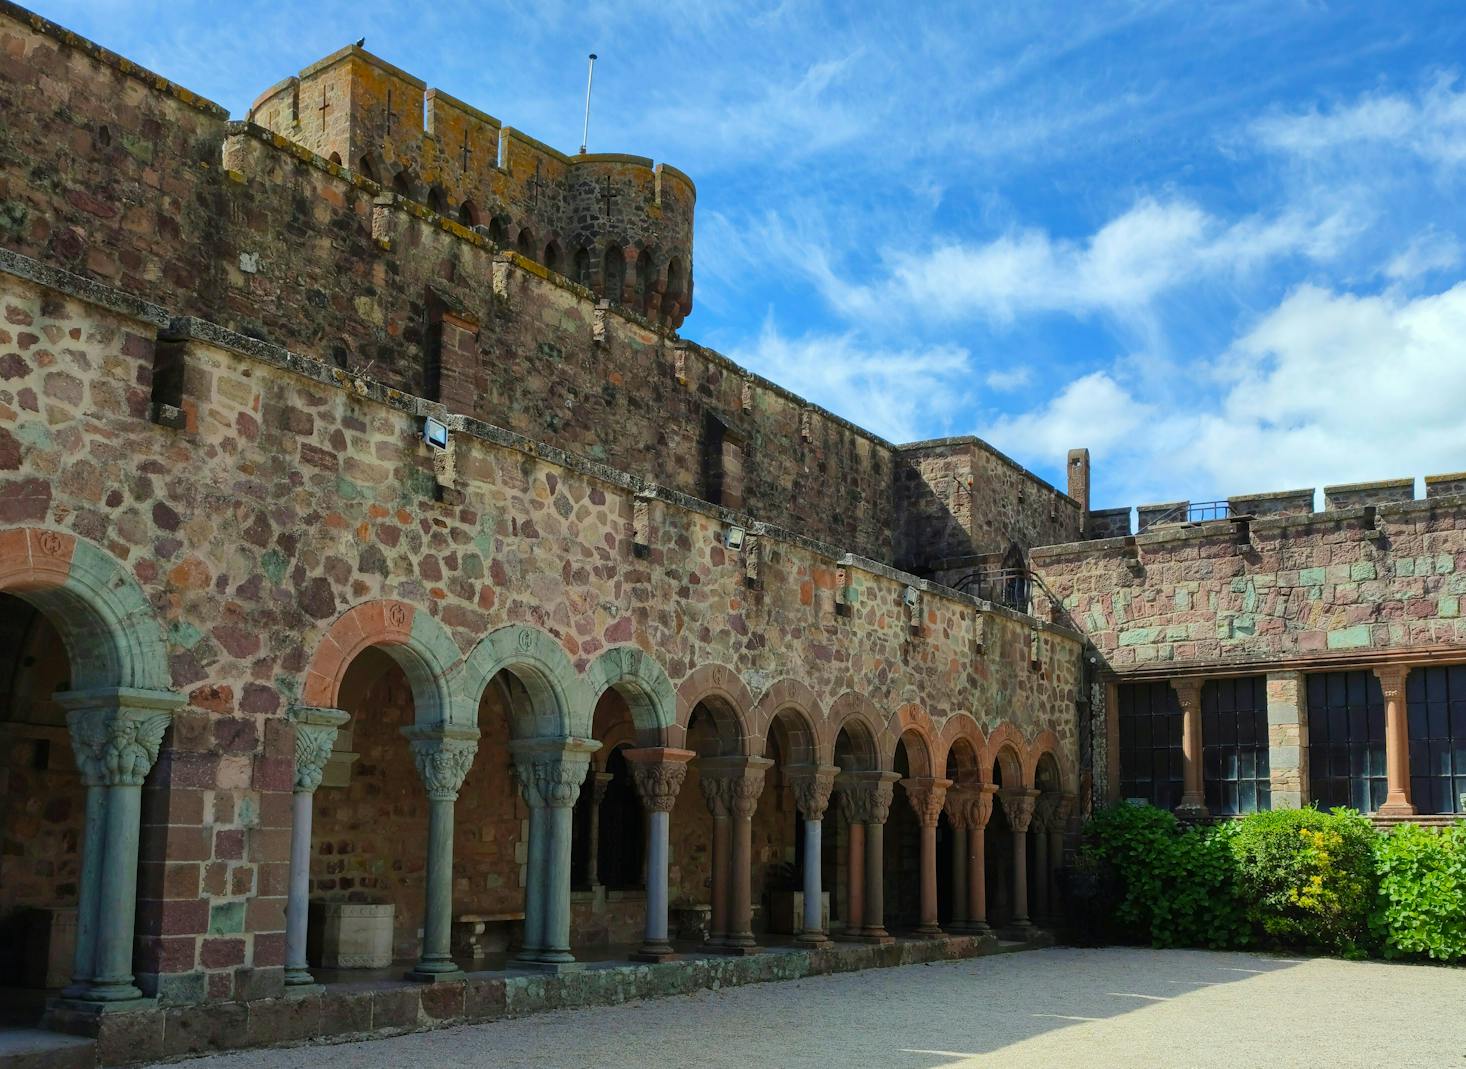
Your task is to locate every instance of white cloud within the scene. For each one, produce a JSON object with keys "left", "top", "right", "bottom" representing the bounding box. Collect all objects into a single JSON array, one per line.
[
  {"left": 985, "top": 281, "right": 1466, "bottom": 506},
  {"left": 1385, "top": 230, "right": 1461, "bottom": 281},
  {"left": 1252, "top": 74, "right": 1466, "bottom": 166},
  {"left": 984, "top": 366, "right": 1032, "bottom": 392},
  {"left": 727, "top": 318, "right": 973, "bottom": 444}
]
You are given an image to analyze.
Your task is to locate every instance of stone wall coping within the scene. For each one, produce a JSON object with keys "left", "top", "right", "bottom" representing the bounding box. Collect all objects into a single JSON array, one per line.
[
  {"left": 1425, "top": 471, "right": 1466, "bottom": 486},
  {"left": 894, "top": 436, "right": 1079, "bottom": 511},
  {"left": 298, "top": 42, "right": 428, "bottom": 89},
  {"left": 0, "top": 248, "right": 1083, "bottom": 649},
  {"left": 1096, "top": 644, "right": 1466, "bottom": 684},
  {"left": 0, "top": 0, "right": 229, "bottom": 119},
  {"left": 424, "top": 86, "right": 501, "bottom": 129},
  {"left": 1323, "top": 477, "right": 1415, "bottom": 495},
  {"left": 1030, "top": 493, "right": 1466, "bottom": 562},
  {"left": 1228, "top": 486, "right": 1314, "bottom": 505}
]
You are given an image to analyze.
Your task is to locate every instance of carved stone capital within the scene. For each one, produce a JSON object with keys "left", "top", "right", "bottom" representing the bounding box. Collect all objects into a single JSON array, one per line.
[
  {"left": 1373, "top": 665, "right": 1409, "bottom": 701},
  {"left": 289, "top": 706, "right": 349, "bottom": 794},
  {"left": 837, "top": 770, "right": 901, "bottom": 825},
  {"left": 405, "top": 726, "right": 481, "bottom": 802},
  {"left": 590, "top": 770, "right": 616, "bottom": 805},
  {"left": 900, "top": 777, "right": 952, "bottom": 828},
  {"left": 1034, "top": 791, "right": 1062, "bottom": 833},
  {"left": 785, "top": 764, "right": 840, "bottom": 822},
  {"left": 624, "top": 747, "right": 695, "bottom": 813},
  {"left": 971, "top": 784, "right": 997, "bottom": 831},
  {"left": 944, "top": 786, "right": 972, "bottom": 831},
  {"left": 700, "top": 756, "right": 773, "bottom": 820},
  {"left": 509, "top": 736, "right": 601, "bottom": 809},
  {"left": 1000, "top": 788, "right": 1040, "bottom": 834},
  {"left": 1170, "top": 677, "right": 1203, "bottom": 714},
  {"left": 58, "top": 688, "right": 186, "bottom": 788}
]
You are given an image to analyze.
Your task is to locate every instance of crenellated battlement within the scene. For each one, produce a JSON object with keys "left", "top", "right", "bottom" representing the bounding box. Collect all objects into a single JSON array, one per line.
[{"left": 248, "top": 45, "right": 695, "bottom": 327}]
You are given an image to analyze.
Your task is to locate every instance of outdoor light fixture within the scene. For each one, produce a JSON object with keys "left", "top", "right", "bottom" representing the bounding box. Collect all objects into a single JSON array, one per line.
[
  {"left": 422, "top": 416, "right": 449, "bottom": 450},
  {"left": 726, "top": 525, "right": 746, "bottom": 550}
]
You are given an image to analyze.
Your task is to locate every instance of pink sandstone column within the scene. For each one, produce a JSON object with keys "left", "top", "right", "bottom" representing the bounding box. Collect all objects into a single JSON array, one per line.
[
  {"left": 944, "top": 789, "right": 969, "bottom": 931},
  {"left": 837, "top": 787, "right": 865, "bottom": 941},
  {"left": 1375, "top": 666, "right": 1416, "bottom": 817},
  {"left": 1000, "top": 788, "right": 1039, "bottom": 932},
  {"left": 969, "top": 786, "right": 995, "bottom": 934},
  {"left": 726, "top": 758, "right": 772, "bottom": 951},
  {"left": 700, "top": 772, "right": 732, "bottom": 946},
  {"left": 1172, "top": 678, "right": 1208, "bottom": 818},
  {"left": 901, "top": 777, "right": 951, "bottom": 937}
]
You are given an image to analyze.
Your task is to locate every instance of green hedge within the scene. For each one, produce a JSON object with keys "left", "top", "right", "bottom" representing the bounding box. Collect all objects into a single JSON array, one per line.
[{"left": 1074, "top": 803, "right": 1466, "bottom": 962}]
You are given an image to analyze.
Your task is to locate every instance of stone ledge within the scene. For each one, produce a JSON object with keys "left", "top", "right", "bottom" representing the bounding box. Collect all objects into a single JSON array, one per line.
[{"left": 37, "top": 933, "right": 1052, "bottom": 1066}]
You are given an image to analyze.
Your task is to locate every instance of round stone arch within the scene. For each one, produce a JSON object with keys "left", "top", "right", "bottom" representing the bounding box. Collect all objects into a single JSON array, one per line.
[
  {"left": 454, "top": 624, "right": 585, "bottom": 739},
  {"left": 982, "top": 722, "right": 1028, "bottom": 788},
  {"left": 673, "top": 663, "right": 755, "bottom": 755},
  {"left": 749, "top": 679, "right": 825, "bottom": 765},
  {"left": 0, "top": 527, "right": 171, "bottom": 692},
  {"left": 936, "top": 714, "right": 986, "bottom": 785},
  {"left": 301, "top": 599, "right": 460, "bottom": 727},
  {"left": 827, "top": 691, "right": 884, "bottom": 771},
  {"left": 1024, "top": 729, "right": 1075, "bottom": 793},
  {"left": 885, "top": 702, "right": 937, "bottom": 776},
  {"left": 584, "top": 645, "right": 674, "bottom": 748}
]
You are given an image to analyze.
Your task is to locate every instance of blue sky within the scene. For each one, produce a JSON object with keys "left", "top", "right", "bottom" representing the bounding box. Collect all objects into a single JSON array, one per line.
[{"left": 36, "top": 1, "right": 1466, "bottom": 509}]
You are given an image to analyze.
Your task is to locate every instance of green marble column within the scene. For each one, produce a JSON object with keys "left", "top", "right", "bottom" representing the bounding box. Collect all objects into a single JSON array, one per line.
[
  {"left": 60, "top": 686, "right": 185, "bottom": 1005},
  {"left": 285, "top": 706, "right": 348, "bottom": 988},
  {"left": 404, "top": 726, "right": 480, "bottom": 982}
]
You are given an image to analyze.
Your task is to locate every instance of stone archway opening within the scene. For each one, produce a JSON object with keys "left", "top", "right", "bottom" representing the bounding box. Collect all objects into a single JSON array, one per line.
[{"left": 0, "top": 593, "right": 81, "bottom": 1021}]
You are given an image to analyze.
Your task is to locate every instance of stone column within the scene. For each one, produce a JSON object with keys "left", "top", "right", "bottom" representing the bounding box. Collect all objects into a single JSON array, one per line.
[
  {"left": 786, "top": 764, "right": 839, "bottom": 946},
  {"left": 60, "top": 687, "right": 185, "bottom": 1004},
  {"left": 405, "top": 726, "right": 479, "bottom": 981},
  {"left": 511, "top": 737, "right": 601, "bottom": 970},
  {"left": 1266, "top": 671, "right": 1308, "bottom": 809},
  {"left": 625, "top": 747, "right": 694, "bottom": 962},
  {"left": 968, "top": 786, "right": 996, "bottom": 934},
  {"left": 836, "top": 789, "right": 865, "bottom": 940},
  {"left": 901, "top": 777, "right": 951, "bottom": 937},
  {"left": 840, "top": 771, "right": 898, "bottom": 942},
  {"left": 1172, "top": 678, "right": 1208, "bottom": 819},
  {"left": 585, "top": 770, "right": 615, "bottom": 888},
  {"left": 284, "top": 706, "right": 348, "bottom": 988},
  {"left": 1000, "top": 788, "right": 1039, "bottom": 933},
  {"left": 1374, "top": 666, "right": 1415, "bottom": 817},
  {"left": 699, "top": 771, "right": 733, "bottom": 946},
  {"left": 701, "top": 756, "right": 772, "bottom": 954},
  {"left": 944, "top": 788, "right": 970, "bottom": 931}
]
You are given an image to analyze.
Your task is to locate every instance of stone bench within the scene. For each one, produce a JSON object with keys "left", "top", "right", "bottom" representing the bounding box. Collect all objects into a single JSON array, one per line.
[{"left": 453, "top": 912, "right": 526, "bottom": 959}]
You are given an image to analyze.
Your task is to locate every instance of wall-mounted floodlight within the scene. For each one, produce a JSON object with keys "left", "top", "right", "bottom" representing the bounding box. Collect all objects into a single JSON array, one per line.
[
  {"left": 725, "top": 525, "right": 745, "bottom": 551},
  {"left": 423, "top": 416, "right": 449, "bottom": 450}
]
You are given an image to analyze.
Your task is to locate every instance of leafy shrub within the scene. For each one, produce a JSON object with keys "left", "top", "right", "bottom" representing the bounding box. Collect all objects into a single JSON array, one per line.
[
  {"left": 1077, "top": 803, "right": 1247, "bottom": 949},
  {"left": 1371, "top": 821, "right": 1466, "bottom": 962},
  {"left": 1228, "top": 807, "right": 1377, "bottom": 954}
]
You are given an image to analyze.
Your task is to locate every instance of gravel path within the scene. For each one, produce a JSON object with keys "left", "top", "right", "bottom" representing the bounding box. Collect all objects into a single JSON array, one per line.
[{"left": 163, "top": 947, "right": 1466, "bottom": 1069}]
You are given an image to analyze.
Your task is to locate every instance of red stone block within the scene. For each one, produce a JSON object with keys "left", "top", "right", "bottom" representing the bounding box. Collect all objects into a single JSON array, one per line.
[{"left": 200, "top": 937, "right": 246, "bottom": 969}]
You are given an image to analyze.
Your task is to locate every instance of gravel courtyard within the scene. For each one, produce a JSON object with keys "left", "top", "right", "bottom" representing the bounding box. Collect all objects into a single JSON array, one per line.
[{"left": 162, "top": 947, "right": 1466, "bottom": 1069}]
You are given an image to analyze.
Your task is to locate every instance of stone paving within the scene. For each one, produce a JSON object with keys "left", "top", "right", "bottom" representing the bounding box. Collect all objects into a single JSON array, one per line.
[{"left": 150, "top": 946, "right": 1466, "bottom": 1069}]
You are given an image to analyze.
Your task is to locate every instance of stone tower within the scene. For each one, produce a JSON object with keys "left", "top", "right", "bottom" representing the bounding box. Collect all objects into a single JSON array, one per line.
[{"left": 249, "top": 45, "right": 696, "bottom": 327}]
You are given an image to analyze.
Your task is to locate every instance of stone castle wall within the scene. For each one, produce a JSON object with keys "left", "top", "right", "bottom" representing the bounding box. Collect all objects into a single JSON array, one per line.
[
  {"left": 0, "top": 248, "right": 1082, "bottom": 1001},
  {"left": 0, "top": 0, "right": 1076, "bottom": 569}
]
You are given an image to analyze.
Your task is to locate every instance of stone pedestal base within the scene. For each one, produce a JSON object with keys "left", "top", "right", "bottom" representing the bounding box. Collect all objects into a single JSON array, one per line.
[
  {"left": 707, "top": 943, "right": 762, "bottom": 957},
  {"left": 404, "top": 967, "right": 465, "bottom": 984},
  {"left": 913, "top": 926, "right": 945, "bottom": 940},
  {"left": 512, "top": 960, "right": 585, "bottom": 974},
  {"left": 632, "top": 945, "right": 678, "bottom": 963}
]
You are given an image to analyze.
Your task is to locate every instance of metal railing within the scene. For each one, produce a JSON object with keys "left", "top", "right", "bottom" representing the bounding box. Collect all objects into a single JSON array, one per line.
[{"left": 1141, "top": 499, "right": 1230, "bottom": 531}]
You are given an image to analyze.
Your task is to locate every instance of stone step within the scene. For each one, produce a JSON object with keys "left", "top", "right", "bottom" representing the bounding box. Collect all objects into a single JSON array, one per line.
[{"left": 0, "top": 1028, "right": 96, "bottom": 1069}]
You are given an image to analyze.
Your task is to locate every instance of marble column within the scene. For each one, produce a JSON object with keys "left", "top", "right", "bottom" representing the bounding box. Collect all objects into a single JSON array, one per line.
[
  {"left": 405, "top": 726, "right": 480, "bottom": 981},
  {"left": 701, "top": 756, "right": 772, "bottom": 954},
  {"left": 1172, "top": 678, "right": 1208, "bottom": 819},
  {"left": 944, "top": 788, "right": 970, "bottom": 931},
  {"left": 511, "top": 737, "right": 601, "bottom": 970},
  {"left": 968, "top": 785, "right": 996, "bottom": 934},
  {"left": 284, "top": 706, "right": 348, "bottom": 988},
  {"left": 625, "top": 747, "right": 694, "bottom": 962},
  {"left": 584, "top": 770, "right": 615, "bottom": 889},
  {"left": 901, "top": 776, "right": 952, "bottom": 937},
  {"left": 836, "top": 788, "right": 865, "bottom": 941},
  {"left": 786, "top": 764, "right": 839, "bottom": 946},
  {"left": 1374, "top": 666, "right": 1416, "bottom": 817},
  {"left": 60, "top": 687, "right": 185, "bottom": 1004},
  {"left": 1000, "top": 788, "right": 1039, "bottom": 933}
]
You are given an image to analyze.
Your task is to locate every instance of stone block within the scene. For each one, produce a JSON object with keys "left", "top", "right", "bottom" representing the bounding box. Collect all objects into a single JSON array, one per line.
[
  {"left": 308, "top": 901, "right": 394, "bottom": 969},
  {"left": 1228, "top": 487, "right": 1314, "bottom": 517},
  {"left": 1323, "top": 478, "right": 1414, "bottom": 511},
  {"left": 369, "top": 985, "right": 420, "bottom": 1031}
]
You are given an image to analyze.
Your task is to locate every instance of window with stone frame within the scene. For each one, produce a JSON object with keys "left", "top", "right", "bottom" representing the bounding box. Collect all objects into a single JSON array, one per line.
[
  {"left": 1407, "top": 665, "right": 1466, "bottom": 815},
  {"left": 1201, "top": 676, "right": 1271, "bottom": 815},
  {"left": 1307, "top": 670, "right": 1388, "bottom": 813},
  {"left": 1116, "top": 681, "right": 1183, "bottom": 809},
  {"left": 701, "top": 412, "right": 745, "bottom": 509}
]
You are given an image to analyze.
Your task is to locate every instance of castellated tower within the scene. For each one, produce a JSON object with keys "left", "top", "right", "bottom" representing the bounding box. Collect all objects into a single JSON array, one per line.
[{"left": 249, "top": 45, "right": 696, "bottom": 328}]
